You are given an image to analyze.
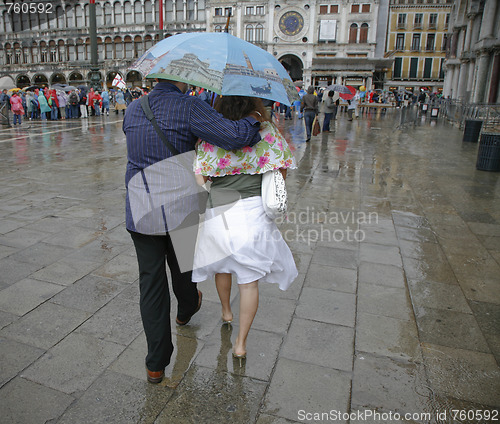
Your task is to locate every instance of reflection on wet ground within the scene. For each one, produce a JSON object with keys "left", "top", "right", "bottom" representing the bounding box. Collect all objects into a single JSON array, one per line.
[{"left": 0, "top": 109, "right": 499, "bottom": 423}]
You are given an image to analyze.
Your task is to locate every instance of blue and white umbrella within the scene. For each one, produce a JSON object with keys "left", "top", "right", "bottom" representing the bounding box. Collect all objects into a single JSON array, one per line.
[{"left": 129, "top": 32, "right": 299, "bottom": 106}]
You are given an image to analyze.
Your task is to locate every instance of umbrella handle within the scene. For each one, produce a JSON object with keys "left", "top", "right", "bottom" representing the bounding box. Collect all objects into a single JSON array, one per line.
[{"left": 224, "top": 12, "right": 231, "bottom": 33}]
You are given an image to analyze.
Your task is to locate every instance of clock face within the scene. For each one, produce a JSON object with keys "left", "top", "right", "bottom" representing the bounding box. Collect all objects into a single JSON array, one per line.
[{"left": 279, "top": 11, "right": 304, "bottom": 36}]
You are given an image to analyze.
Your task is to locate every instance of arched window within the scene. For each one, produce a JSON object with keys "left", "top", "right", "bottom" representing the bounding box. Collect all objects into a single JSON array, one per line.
[
  {"left": 49, "top": 40, "right": 57, "bottom": 62},
  {"left": 12, "top": 13, "right": 22, "bottom": 31},
  {"left": 5, "top": 43, "right": 12, "bottom": 65},
  {"left": 214, "top": 25, "right": 222, "bottom": 32},
  {"left": 67, "top": 42, "right": 76, "bottom": 61},
  {"left": 40, "top": 41, "right": 47, "bottom": 62},
  {"left": 114, "top": 2, "right": 123, "bottom": 25},
  {"left": 96, "top": 4, "right": 103, "bottom": 26},
  {"left": 124, "top": 1, "right": 132, "bottom": 24},
  {"left": 84, "top": 4, "right": 89, "bottom": 27},
  {"left": 66, "top": 6, "right": 74, "bottom": 27},
  {"left": 245, "top": 25, "right": 254, "bottom": 42},
  {"left": 56, "top": 6, "right": 64, "bottom": 28},
  {"left": 134, "top": 35, "right": 143, "bottom": 57},
  {"left": 58, "top": 40, "right": 66, "bottom": 61},
  {"left": 21, "top": 12, "right": 30, "bottom": 30},
  {"left": 31, "top": 41, "right": 38, "bottom": 63},
  {"left": 23, "top": 47, "right": 30, "bottom": 63},
  {"left": 145, "top": 35, "right": 153, "bottom": 50},
  {"left": 359, "top": 23, "right": 368, "bottom": 43},
  {"left": 255, "top": 24, "right": 264, "bottom": 42},
  {"left": 30, "top": 12, "right": 38, "bottom": 29},
  {"left": 124, "top": 36, "right": 133, "bottom": 58},
  {"left": 144, "top": 1, "right": 153, "bottom": 23},
  {"left": 97, "top": 37, "right": 104, "bottom": 60},
  {"left": 134, "top": 1, "right": 142, "bottom": 23},
  {"left": 104, "top": 3, "right": 113, "bottom": 25},
  {"left": 76, "top": 39, "right": 84, "bottom": 61},
  {"left": 349, "top": 23, "right": 358, "bottom": 43},
  {"left": 75, "top": 5, "right": 84, "bottom": 27},
  {"left": 114, "top": 36, "right": 123, "bottom": 59},
  {"left": 105, "top": 37, "right": 113, "bottom": 59},
  {"left": 85, "top": 40, "right": 91, "bottom": 60}
]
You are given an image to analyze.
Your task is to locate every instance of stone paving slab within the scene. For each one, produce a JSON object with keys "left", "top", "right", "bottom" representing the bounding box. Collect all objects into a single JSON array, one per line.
[{"left": 1, "top": 113, "right": 499, "bottom": 423}]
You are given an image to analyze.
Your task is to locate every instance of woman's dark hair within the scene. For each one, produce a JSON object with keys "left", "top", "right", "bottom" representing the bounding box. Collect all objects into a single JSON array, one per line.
[
  {"left": 328, "top": 90, "right": 335, "bottom": 97},
  {"left": 214, "top": 96, "right": 270, "bottom": 122}
]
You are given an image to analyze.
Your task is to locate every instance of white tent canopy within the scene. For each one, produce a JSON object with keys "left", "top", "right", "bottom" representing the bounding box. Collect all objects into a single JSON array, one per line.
[{"left": 0, "top": 76, "right": 16, "bottom": 90}]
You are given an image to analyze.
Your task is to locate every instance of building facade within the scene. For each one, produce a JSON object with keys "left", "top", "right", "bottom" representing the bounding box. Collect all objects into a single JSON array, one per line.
[
  {"left": 443, "top": 0, "right": 500, "bottom": 103},
  {"left": 0, "top": 0, "right": 207, "bottom": 89},
  {"left": 385, "top": 0, "right": 452, "bottom": 93},
  {"left": 207, "top": 0, "right": 393, "bottom": 90},
  {"left": 1, "top": 0, "right": 394, "bottom": 91}
]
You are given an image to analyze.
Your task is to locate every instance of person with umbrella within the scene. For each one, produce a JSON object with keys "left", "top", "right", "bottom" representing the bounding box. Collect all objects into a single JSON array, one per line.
[
  {"left": 124, "top": 78, "right": 263, "bottom": 384},
  {"left": 192, "top": 95, "right": 298, "bottom": 366},
  {"left": 300, "top": 86, "right": 319, "bottom": 142},
  {"left": 322, "top": 90, "right": 339, "bottom": 132}
]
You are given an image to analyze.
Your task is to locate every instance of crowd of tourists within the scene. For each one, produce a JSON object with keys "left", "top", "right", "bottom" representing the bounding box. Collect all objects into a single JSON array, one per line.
[{"left": 0, "top": 86, "right": 146, "bottom": 127}]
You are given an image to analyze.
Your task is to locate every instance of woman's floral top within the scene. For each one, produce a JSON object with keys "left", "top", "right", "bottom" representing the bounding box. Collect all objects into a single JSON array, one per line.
[{"left": 195, "top": 121, "right": 297, "bottom": 177}]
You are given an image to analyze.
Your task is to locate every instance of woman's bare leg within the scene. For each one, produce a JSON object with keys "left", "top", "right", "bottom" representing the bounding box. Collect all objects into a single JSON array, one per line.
[
  {"left": 215, "top": 273, "right": 233, "bottom": 322},
  {"left": 234, "top": 280, "right": 259, "bottom": 356}
]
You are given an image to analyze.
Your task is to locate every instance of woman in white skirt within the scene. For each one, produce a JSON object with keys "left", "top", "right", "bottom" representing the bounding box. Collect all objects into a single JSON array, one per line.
[{"left": 193, "top": 96, "right": 298, "bottom": 364}]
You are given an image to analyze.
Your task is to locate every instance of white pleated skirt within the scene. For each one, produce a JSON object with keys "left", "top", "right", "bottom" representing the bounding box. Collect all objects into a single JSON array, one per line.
[{"left": 192, "top": 196, "right": 298, "bottom": 290}]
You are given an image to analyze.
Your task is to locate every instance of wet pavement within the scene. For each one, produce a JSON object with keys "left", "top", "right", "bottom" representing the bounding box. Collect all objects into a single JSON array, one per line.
[{"left": 0, "top": 108, "right": 499, "bottom": 424}]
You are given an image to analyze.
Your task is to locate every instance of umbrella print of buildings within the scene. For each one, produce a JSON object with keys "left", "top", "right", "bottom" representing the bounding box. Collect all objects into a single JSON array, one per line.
[{"left": 157, "top": 54, "right": 224, "bottom": 91}]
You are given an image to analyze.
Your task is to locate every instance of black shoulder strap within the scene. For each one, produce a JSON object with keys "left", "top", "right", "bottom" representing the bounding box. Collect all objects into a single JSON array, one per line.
[{"left": 140, "top": 95, "right": 180, "bottom": 156}]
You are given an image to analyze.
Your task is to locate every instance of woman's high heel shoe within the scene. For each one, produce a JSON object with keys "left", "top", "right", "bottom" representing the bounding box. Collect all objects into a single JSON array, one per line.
[
  {"left": 222, "top": 314, "right": 233, "bottom": 326},
  {"left": 232, "top": 350, "right": 247, "bottom": 367}
]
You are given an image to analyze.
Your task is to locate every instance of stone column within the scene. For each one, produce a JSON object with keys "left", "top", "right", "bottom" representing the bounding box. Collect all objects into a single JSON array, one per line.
[
  {"left": 452, "top": 65, "right": 460, "bottom": 99},
  {"left": 479, "top": 0, "right": 497, "bottom": 40},
  {"left": 443, "top": 65, "right": 453, "bottom": 98},
  {"left": 366, "top": 76, "right": 373, "bottom": 91},
  {"left": 456, "top": 61, "right": 468, "bottom": 100},
  {"left": 473, "top": 52, "right": 491, "bottom": 103},
  {"left": 464, "top": 20, "right": 472, "bottom": 53},
  {"left": 488, "top": 54, "right": 500, "bottom": 103},
  {"left": 466, "top": 59, "right": 475, "bottom": 102}
]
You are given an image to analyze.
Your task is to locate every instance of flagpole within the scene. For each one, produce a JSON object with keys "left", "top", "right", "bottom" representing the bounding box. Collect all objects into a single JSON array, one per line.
[
  {"left": 158, "top": 0, "right": 164, "bottom": 40},
  {"left": 224, "top": 12, "right": 231, "bottom": 33}
]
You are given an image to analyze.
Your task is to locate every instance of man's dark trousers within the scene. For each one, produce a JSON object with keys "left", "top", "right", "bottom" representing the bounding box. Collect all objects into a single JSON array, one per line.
[{"left": 130, "top": 229, "right": 199, "bottom": 372}]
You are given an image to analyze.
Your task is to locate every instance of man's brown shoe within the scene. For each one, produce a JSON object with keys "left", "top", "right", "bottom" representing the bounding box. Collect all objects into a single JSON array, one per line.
[
  {"left": 146, "top": 368, "right": 165, "bottom": 384},
  {"left": 176, "top": 290, "right": 203, "bottom": 326}
]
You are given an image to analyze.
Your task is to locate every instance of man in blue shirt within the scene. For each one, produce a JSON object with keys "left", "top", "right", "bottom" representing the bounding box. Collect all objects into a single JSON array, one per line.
[{"left": 123, "top": 80, "right": 261, "bottom": 383}]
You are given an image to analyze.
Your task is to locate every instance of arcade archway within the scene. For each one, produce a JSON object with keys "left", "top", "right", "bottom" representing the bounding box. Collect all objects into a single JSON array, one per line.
[{"left": 279, "top": 54, "right": 303, "bottom": 82}]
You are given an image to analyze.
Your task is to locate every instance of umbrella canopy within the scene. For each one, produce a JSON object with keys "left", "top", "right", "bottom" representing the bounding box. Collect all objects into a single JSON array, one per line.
[
  {"left": 325, "top": 84, "right": 352, "bottom": 94},
  {"left": 129, "top": 32, "right": 299, "bottom": 106},
  {"left": 8, "top": 88, "right": 21, "bottom": 92},
  {"left": 339, "top": 86, "right": 356, "bottom": 101},
  {"left": 24, "top": 85, "right": 42, "bottom": 92}
]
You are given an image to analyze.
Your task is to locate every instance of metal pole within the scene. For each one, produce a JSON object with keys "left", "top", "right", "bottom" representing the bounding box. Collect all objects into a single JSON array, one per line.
[
  {"left": 89, "top": 0, "right": 101, "bottom": 90},
  {"left": 158, "top": 0, "right": 164, "bottom": 40},
  {"left": 224, "top": 12, "right": 231, "bottom": 33}
]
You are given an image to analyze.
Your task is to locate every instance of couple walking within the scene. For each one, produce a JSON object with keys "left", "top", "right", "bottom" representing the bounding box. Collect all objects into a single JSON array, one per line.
[{"left": 124, "top": 80, "right": 298, "bottom": 383}]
